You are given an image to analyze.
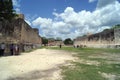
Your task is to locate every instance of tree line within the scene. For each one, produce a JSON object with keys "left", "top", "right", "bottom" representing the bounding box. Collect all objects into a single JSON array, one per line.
[{"left": 42, "top": 37, "right": 73, "bottom": 45}]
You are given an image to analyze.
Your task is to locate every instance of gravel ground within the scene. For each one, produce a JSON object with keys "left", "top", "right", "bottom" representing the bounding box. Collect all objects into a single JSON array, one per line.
[{"left": 0, "top": 49, "right": 74, "bottom": 80}]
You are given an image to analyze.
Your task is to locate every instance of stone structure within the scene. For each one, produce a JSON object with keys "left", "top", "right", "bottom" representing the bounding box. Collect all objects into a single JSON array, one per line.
[
  {"left": 74, "top": 28, "right": 120, "bottom": 48},
  {"left": 0, "top": 14, "right": 42, "bottom": 54},
  {"left": 48, "top": 40, "right": 64, "bottom": 46}
]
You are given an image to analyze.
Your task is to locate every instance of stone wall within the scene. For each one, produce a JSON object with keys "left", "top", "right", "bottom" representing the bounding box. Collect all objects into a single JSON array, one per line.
[
  {"left": 114, "top": 28, "right": 120, "bottom": 44},
  {"left": 74, "top": 28, "right": 120, "bottom": 48},
  {"left": 20, "top": 19, "right": 42, "bottom": 44},
  {"left": 0, "top": 18, "right": 42, "bottom": 54},
  {"left": 48, "top": 40, "right": 63, "bottom": 46}
]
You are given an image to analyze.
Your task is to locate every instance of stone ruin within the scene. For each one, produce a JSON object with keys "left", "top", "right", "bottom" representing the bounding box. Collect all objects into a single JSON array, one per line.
[
  {"left": 74, "top": 28, "right": 120, "bottom": 48},
  {"left": 0, "top": 14, "right": 42, "bottom": 54},
  {"left": 48, "top": 39, "right": 64, "bottom": 46}
]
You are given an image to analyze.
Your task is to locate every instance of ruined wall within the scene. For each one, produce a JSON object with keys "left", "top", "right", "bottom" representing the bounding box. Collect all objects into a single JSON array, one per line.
[
  {"left": 0, "top": 19, "right": 24, "bottom": 43},
  {"left": 0, "top": 18, "right": 42, "bottom": 44},
  {"left": 74, "top": 28, "right": 120, "bottom": 48},
  {"left": 114, "top": 28, "right": 120, "bottom": 44},
  {"left": 0, "top": 17, "right": 42, "bottom": 54},
  {"left": 20, "top": 19, "right": 42, "bottom": 44},
  {"left": 48, "top": 40, "right": 63, "bottom": 46}
]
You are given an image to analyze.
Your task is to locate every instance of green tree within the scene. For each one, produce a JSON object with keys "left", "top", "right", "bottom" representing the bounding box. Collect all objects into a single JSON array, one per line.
[
  {"left": 64, "top": 38, "right": 73, "bottom": 45},
  {"left": 0, "top": 0, "right": 17, "bottom": 21},
  {"left": 42, "top": 37, "right": 48, "bottom": 45},
  {"left": 112, "top": 24, "right": 120, "bottom": 29}
]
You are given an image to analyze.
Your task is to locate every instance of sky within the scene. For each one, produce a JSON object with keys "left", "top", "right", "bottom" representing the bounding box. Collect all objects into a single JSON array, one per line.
[{"left": 13, "top": 0, "right": 120, "bottom": 40}]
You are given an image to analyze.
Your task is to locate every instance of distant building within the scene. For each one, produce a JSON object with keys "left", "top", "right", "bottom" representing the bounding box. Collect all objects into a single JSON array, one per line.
[{"left": 48, "top": 39, "right": 64, "bottom": 46}]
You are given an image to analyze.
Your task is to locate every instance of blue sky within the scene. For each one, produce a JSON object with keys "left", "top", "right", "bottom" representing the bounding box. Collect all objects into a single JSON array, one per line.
[
  {"left": 19, "top": 0, "right": 97, "bottom": 18},
  {"left": 13, "top": 0, "right": 120, "bottom": 40}
]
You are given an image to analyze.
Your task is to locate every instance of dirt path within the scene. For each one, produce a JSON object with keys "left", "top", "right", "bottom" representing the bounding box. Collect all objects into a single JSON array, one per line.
[{"left": 0, "top": 49, "right": 74, "bottom": 80}]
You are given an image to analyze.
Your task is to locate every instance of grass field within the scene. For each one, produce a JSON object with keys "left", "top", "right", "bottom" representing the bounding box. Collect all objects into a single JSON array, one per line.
[{"left": 48, "top": 46, "right": 120, "bottom": 80}]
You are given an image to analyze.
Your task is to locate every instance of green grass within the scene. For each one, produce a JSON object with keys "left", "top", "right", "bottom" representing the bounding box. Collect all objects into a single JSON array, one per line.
[
  {"left": 47, "top": 46, "right": 120, "bottom": 53},
  {"left": 47, "top": 46, "right": 120, "bottom": 80},
  {"left": 61, "top": 64, "right": 106, "bottom": 80}
]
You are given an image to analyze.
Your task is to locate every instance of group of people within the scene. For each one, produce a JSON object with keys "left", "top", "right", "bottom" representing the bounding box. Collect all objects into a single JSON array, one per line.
[
  {"left": 0, "top": 43, "right": 19, "bottom": 56},
  {"left": 73, "top": 44, "right": 87, "bottom": 48},
  {"left": 10, "top": 44, "right": 19, "bottom": 55}
]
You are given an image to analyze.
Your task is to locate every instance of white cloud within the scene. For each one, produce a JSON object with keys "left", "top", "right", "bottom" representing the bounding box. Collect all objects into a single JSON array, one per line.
[
  {"left": 97, "top": 0, "right": 116, "bottom": 9},
  {"left": 14, "top": 8, "right": 20, "bottom": 13},
  {"left": 32, "top": 0, "right": 120, "bottom": 39},
  {"left": 25, "top": 20, "right": 31, "bottom": 26},
  {"left": 12, "top": 0, "right": 21, "bottom": 13},
  {"left": 32, "top": 17, "right": 52, "bottom": 28},
  {"left": 13, "top": 0, "right": 20, "bottom": 7}
]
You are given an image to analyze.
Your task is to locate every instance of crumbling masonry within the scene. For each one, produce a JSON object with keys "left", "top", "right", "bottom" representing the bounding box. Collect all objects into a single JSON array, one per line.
[
  {"left": 74, "top": 28, "right": 120, "bottom": 48},
  {"left": 0, "top": 14, "right": 42, "bottom": 54}
]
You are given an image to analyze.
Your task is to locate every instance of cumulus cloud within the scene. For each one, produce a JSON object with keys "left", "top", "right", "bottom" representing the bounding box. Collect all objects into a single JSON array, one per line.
[
  {"left": 32, "top": 17, "right": 52, "bottom": 27},
  {"left": 25, "top": 20, "right": 31, "bottom": 26},
  {"left": 97, "top": 0, "right": 116, "bottom": 9},
  {"left": 12, "top": 0, "right": 21, "bottom": 13},
  {"left": 12, "top": 0, "right": 20, "bottom": 7},
  {"left": 14, "top": 8, "right": 20, "bottom": 13},
  {"left": 32, "top": 0, "right": 120, "bottom": 39}
]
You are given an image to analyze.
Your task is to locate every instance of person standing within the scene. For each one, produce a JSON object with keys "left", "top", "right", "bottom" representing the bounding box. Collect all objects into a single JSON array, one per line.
[
  {"left": 59, "top": 44, "right": 62, "bottom": 48},
  {"left": 10, "top": 44, "right": 14, "bottom": 55},
  {"left": 14, "top": 44, "right": 19, "bottom": 55},
  {"left": 0, "top": 43, "right": 2, "bottom": 56},
  {"left": 1, "top": 43, "right": 5, "bottom": 56}
]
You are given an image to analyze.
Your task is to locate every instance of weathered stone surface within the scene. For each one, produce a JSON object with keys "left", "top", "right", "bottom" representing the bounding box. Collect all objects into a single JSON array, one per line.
[
  {"left": 48, "top": 40, "right": 64, "bottom": 46},
  {"left": 0, "top": 16, "right": 42, "bottom": 54},
  {"left": 74, "top": 28, "right": 120, "bottom": 48},
  {"left": 0, "top": 18, "right": 42, "bottom": 44}
]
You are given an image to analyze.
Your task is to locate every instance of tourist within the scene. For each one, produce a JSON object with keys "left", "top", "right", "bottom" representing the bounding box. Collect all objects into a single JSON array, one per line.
[
  {"left": 0, "top": 43, "right": 2, "bottom": 56},
  {"left": 1, "top": 42, "right": 5, "bottom": 56},
  {"left": 10, "top": 44, "right": 14, "bottom": 55},
  {"left": 77, "top": 45, "right": 79, "bottom": 48},
  {"left": 59, "top": 44, "right": 62, "bottom": 48},
  {"left": 14, "top": 44, "right": 19, "bottom": 55}
]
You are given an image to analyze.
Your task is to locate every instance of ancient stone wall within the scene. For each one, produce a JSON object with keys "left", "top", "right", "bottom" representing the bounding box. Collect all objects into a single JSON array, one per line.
[
  {"left": 20, "top": 19, "right": 42, "bottom": 44},
  {"left": 0, "top": 18, "right": 42, "bottom": 44},
  {"left": 0, "top": 18, "right": 42, "bottom": 54},
  {"left": 114, "top": 28, "right": 120, "bottom": 44},
  {"left": 0, "top": 20, "right": 15, "bottom": 43},
  {"left": 48, "top": 40, "right": 63, "bottom": 46},
  {"left": 74, "top": 28, "right": 120, "bottom": 48}
]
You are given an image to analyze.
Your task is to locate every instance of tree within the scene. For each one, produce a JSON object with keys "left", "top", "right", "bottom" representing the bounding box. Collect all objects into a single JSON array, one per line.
[
  {"left": 112, "top": 24, "right": 120, "bottom": 29},
  {"left": 41, "top": 37, "right": 48, "bottom": 45},
  {"left": 0, "top": 0, "right": 17, "bottom": 21},
  {"left": 64, "top": 38, "right": 73, "bottom": 45}
]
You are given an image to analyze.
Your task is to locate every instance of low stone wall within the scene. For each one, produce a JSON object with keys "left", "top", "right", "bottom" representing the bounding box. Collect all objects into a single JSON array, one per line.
[
  {"left": 80, "top": 44, "right": 120, "bottom": 49},
  {"left": 0, "top": 18, "right": 42, "bottom": 56},
  {"left": 74, "top": 28, "right": 120, "bottom": 49}
]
